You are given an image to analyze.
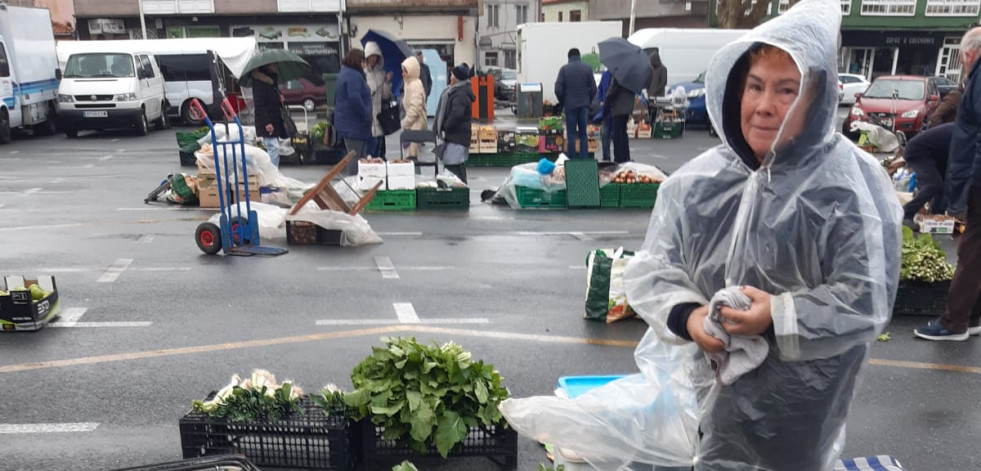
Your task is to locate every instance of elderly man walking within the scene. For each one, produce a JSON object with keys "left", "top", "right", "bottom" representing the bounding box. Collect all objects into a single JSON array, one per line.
[{"left": 555, "top": 48, "right": 597, "bottom": 159}]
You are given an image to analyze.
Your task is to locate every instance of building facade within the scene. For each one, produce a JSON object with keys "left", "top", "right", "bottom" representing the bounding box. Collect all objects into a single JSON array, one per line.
[
  {"left": 707, "top": 0, "right": 979, "bottom": 81},
  {"left": 541, "top": 0, "right": 588, "bottom": 22},
  {"left": 588, "top": 0, "right": 708, "bottom": 37},
  {"left": 477, "top": 0, "right": 538, "bottom": 69}
]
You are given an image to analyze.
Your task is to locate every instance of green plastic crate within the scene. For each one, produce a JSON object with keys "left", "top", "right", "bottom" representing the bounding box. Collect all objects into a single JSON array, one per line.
[
  {"left": 416, "top": 187, "right": 470, "bottom": 210},
  {"left": 468, "top": 153, "right": 561, "bottom": 167},
  {"left": 515, "top": 186, "right": 567, "bottom": 209},
  {"left": 565, "top": 159, "right": 601, "bottom": 208},
  {"left": 653, "top": 121, "right": 684, "bottom": 139},
  {"left": 365, "top": 190, "right": 416, "bottom": 212},
  {"left": 600, "top": 184, "right": 620, "bottom": 208},
  {"left": 619, "top": 183, "right": 659, "bottom": 208}
]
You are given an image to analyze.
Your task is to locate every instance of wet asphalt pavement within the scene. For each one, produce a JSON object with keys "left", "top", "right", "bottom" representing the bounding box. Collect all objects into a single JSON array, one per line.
[{"left": 0, "top": 110, "right": 975, "bottom": 471}]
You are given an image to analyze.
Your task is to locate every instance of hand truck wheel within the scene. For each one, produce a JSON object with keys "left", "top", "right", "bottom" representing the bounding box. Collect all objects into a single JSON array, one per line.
[{"left": 195, "top": 222, "right": 222, "bottom": 255}]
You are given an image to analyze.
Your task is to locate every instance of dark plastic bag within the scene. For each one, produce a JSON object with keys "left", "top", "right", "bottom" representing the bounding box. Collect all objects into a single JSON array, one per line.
[{"left": 377, "top": 97, "right": 400, "bottom": 135}]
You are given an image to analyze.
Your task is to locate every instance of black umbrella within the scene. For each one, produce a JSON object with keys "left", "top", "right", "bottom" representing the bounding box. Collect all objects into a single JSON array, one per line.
[
  {"left": 361, "top": 29, "right": 414, "bottom": 96},
  {"left": 598, "top": 38, "right": 653, "bottom": 94},
  {"left": 238, "top": 49, "right": 314, "bottom": 87}
]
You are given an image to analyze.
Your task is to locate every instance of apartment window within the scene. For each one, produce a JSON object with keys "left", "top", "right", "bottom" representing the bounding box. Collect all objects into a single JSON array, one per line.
[
  {"left": 860, "top": 0, "right": 915, "bottom": 15},
  {"left": 142, "top": 0, "right": 214, "bottom": 14},
  {"left": 715, "top": 0, "right": 772, "bottom": 15},
  {"left": 488, "top": 5, "right": 500, "bottom": 27},
  {"left": 516, "top": 4, "right": 529, "bottom": 24},
  {"left": 558, "top": 11, "right": 564, "bottom": 21},
  {"left": 540, "top": 12, "right": 545, "bottom": 21},
  {"left": 925, "top": 0, "right": 981, "bottom": 15},
  {"left": 504, "top": 50, "right": 516, "bottom": 69},
  {"left": 841, "top": 0, "right": 852, "bottom": 14},
  {"left": 485, "top": 52, "right": 499, "bottom": 67},
  {"left": 570, "top": 9, "right": 582, "bottom": 21},
  {"left": 278, "top": 0, "right": 340, "bottom": 11}
]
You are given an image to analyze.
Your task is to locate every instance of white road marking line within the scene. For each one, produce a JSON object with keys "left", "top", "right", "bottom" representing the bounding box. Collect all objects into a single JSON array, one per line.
[
  {"left": 53, "top": 308, "right": 87, "bottom": 327},
  {"left": 317, "top": 267, "right": 374, "bottom": 271},
  {"left": 394, "top": 303, "right": 421, "bottom": 324},
  {"left": 0, "top": 223, "right": 85, "bottom": 232},
  {"left": 137, "top": 234, "right": 154, "bottom": 244},
  {"left": 0, "top": 423, "right": 99, "bottom": 434},
  {"left": 36, "top": 191, "right": 73, "bottom": 194},
  {"left": 316, "top": 318, "right": 490, "bottom": 326},
  {"left": 97, "top": 258, "right": 133, "bottom": 283},
  {"left": 51, "top": 321, "right": 152, "bottom": 328},
  {"left": 8, "top": 150, "right": 18, "bottom": 154},
  {"left": 376, "top": 232, "right": 424, "bottom": 237},
  {"left": 375, "top": 256, "right": 399, "bottom": 279},
  {"left": 99, "top": 155, "right": 114, "bottom": 162},
  {"left": 35, "top": 268, "right": 90, "bottom": 273},
  {"left": 111, "top": 139, "right": 119, "bottom": 142},
  {"left": 0, "top": 204, "right": 4, "bottom": 209},
  {"left": 24, "top": 188, "right": 41, "bottom": 195},
  {"left": 83, "top": 164, "right": 94, "bottom": 169},
  {"left": 515, "top": 230, "right": 630, "bottom": 237},
  {"left": 317, "top": 265, "right": 454, "bottom": 272},
  {"left": 400, "top": 266, "right": 454, "bottom": 271},
  {"left": 569, "top": 265, "right": 587, "bottom": 269},
  {"left": 570, "top": 232, "right": 592, "bottom": 241},
  {"left": 50, "top": 178, "right": 64, "bottom": 184},
  {"left": 130, "top": 267, "right": 190, "bottom": 272}
]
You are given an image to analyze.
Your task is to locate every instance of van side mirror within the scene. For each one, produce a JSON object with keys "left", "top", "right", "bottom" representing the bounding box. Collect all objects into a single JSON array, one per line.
[{"left": 55, "top": 68, "right": 62, "bottom": 80}]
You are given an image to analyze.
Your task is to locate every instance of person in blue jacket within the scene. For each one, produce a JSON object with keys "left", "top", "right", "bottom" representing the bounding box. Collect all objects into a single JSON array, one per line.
[
  {"left": 593, "top": 70, "right": 613, "bottom": 161},
  {"left": 555, "top": 48, "right": 597, "bottom": 159},
  {"left": 333, "top": 49, "right": 373, "bottom": 175}
]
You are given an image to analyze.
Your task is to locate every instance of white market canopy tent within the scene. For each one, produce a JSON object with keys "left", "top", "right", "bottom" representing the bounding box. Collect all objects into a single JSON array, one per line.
[{"left": 56, "top": 37, "right": 258, "bottom": 77}]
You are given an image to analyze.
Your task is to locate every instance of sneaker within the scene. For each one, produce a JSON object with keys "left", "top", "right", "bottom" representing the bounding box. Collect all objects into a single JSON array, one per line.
[
  {"left": 914, "top": 319, "right": 969, "bottom": 341},
  {"left": 970, "top": 324, "right": 981, "bottom": 336}
]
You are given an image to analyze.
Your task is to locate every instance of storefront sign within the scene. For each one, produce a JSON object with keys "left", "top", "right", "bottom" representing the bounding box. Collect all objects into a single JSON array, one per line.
[
  {"left": 232, "top": 24, "right": 340, "bottom": 43},
  {"left": 844, "top": 31, "right": 945, "bottom": 48},
  {"left": 88, "top": 18, "right": 126, "bottom": 35}
]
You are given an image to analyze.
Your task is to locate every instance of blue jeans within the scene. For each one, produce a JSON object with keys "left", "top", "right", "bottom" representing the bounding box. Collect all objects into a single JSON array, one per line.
[
  {"left": 601, "top": 114, "right": 612, "bottom": 161},
  {"left": 263, "top": 137, "right": 280, "bottom": 167},
  {"left": 565, "top": 106, "right": 589, "bottom": 159}
]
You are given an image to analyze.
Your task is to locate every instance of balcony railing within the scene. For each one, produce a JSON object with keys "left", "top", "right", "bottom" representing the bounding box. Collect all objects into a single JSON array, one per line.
[
  {"left": 860, "top": 0, "right": 916, "bottom": 15},
  {"left": 925, "top": 0, "right": 981, "bottom": 16}
]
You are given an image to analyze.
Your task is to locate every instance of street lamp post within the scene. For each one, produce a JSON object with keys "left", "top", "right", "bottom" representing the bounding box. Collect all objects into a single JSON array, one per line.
[
  {"left": 629, "top": 0, "right": 637, "bottom": 36},
  {"left": 138, "top": 0, "right": 147, "bottom": 39}
]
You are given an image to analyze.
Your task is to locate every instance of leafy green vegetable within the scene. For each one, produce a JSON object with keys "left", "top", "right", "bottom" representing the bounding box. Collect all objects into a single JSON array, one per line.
[
  {"left": 192, "top": 384, "right": 301, "bottom": 422},
  {"left": 344, "top": 337, "right": 510, "bottom": 458},
  {"left": 392, "top": 461, "right": 419, "bottom": 471},
  {"left": 311, "top": 122, "right": 328, "bottom": 144},
  {"left": 538, "top": 463, "right": 566, "bottom": 471},
  {"left": 310, "top": 383, "right": 348, "bottom": 417},
  {"left": 900, "top": 226, "right": 955, "bottom": 282},
  {"left": 877, "top": 332, "right": 891, "bottom": 342}
]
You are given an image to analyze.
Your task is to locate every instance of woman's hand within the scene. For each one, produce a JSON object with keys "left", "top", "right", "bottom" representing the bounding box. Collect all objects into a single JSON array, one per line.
[
  {"left": 385, "top": 71, "right": 392, "bottom": 82},
  {"left": 687, "top": 305, "right": 724, "bottom": 354},
  {"left": 719, "top": 286, "right": 772, "bottom": 336},
  {"left": 265, "top": 124, "right": 274, "bottom": 133}
]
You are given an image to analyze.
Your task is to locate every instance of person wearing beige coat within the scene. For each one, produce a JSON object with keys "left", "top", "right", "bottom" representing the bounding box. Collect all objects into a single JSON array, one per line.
[{"left": 400, "top": 56, "right": 428, "bottom": 158}]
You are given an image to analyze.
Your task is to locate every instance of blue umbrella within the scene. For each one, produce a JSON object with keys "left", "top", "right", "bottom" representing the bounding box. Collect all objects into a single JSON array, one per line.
[
  {"left": 598, "top": 38, "right": 653, "bottom": 95},
  {"left": 361, "top": 29, "right": 413, "bottom": 97}
]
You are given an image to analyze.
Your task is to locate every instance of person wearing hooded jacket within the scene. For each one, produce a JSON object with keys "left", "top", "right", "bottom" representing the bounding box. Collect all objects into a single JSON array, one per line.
[
  {"left": 250, "top": 64, "right": 287, "bottom": 167},
  {"left": 647, "top": 49, "right": 668, "bottom": 98},
  {"left": 400, "top": 56, "right": 428, "bottom": 158},
  {"left": 333, "top": 49, "right": 372, "bottom": 175},
  {"left": 435, "top": 64, "right": 476, "bottom": 183},
  {"left": 364, "top": 41, "right": 393, "bottom": 159},
  {"left": 623, "top": 0, "right": 902, "bottom": 468}
]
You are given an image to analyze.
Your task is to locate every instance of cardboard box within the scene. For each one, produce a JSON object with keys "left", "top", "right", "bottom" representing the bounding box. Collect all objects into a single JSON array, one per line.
[
  {"left": 470, "top": 135, "right": 481, "bottom": 154},
  {"left": 515, "top": 127, "right": 540, "bottom": 154},
  {"left": 387, "top": 175, "right": 416, "bottom": 190},
  {"left": 497, "top": 130, "right": 516, "bottom": 154},
  {"left": 387, "top": 161, "right": 415, "bottom": 177},
  {"left": 478, "top": 125, "right": 497, "bottom": 141},
  {"left": 573, "top": 139, "right": 599, "bottom": 154},
  {"left": 358, "top": 176, "right": 386, "bottom": 192},
  {"left": 196, "top": 165, "right": 259, "bottom": 186},
  {"left": 198, "top": 177, "right": 261, "bottom": 208},
  {"left": 0, "top": 275, "right": 59, "bottom": 332},
  {"left": 358, "top": 161, "right": 386, "bottom": 178}
]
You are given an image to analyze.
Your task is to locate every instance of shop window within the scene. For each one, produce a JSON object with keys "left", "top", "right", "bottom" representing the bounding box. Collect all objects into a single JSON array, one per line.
[
  {"left": 485, "top": 52, "right": 499, "bottom": 67},
  {"left": 570, "top": 10, "right": 582, "bottom": 21},
  {"left": 925, "top": 0, "right": 980, "bottom": 16},
  {"left": 860, "top": 0, "right": 915, "bottom": 16},
  {"left": 142, "top": 0, "right": 214, "bottom": 14},
  {"left": 841, "top": 0, "right": 852, "bottom": 14}
]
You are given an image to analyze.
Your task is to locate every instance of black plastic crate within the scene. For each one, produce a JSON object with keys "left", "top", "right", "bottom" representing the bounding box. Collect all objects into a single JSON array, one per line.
[
  {"left": 179, "top": 400, "right": 357, "bottom": 470},
  {"left": 286, "top": 221, "right": 342, "bottom": 246},
  {"left": 359, "top": 420, "right": 517, "bottom": 470},
  {"left": 179, "top": 150, "right": 196, "bottom": 167},
  {"left": 894, "top": 280, "right": 950, "bottom": 316}
]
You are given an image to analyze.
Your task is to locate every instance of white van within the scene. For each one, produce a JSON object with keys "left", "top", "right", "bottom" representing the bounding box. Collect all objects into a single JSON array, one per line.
[
  {"left": 57, "top": 52, "right": 167, "bottom": 137},
  {"left": 628, "top": 28, "right": 750, "bottom": 86}
]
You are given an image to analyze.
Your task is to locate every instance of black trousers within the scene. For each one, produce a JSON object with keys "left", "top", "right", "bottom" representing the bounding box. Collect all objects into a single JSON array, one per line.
[
  {"left": 903, "top": 155, "right": 947, "bottom": 219},
  {"left": 940, "top": 185, "right": 981, "bottom": 333},
  {"left": 612, "top": 115, "right": 631, "bottom": 163},
  {"left": 445, "top": 164, "right": 467, "bottom": 184}
]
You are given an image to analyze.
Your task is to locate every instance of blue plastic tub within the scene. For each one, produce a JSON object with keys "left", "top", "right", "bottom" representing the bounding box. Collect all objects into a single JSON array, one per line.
[{"left": 556, "top": 375, "right": 628, "bottom": 399}]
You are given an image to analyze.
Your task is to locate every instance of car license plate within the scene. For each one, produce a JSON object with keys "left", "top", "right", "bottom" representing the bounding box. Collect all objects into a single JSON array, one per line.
[{"left": 83, "top": 111, "right": 108, "bottom": 118}]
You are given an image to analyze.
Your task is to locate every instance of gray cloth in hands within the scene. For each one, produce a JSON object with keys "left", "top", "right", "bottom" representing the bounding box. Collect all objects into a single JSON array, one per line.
[{"left": 702, "top": 287, "right": 770, "bottom": 385}]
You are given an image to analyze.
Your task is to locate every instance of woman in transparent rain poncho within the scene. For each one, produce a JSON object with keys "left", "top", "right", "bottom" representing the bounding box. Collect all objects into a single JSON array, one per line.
[
  {"left": 624, "top": 0, "right": 903, "bottom": 467},
  {"left": 500, "top": 0, "right": 902, "bottom": 469}
]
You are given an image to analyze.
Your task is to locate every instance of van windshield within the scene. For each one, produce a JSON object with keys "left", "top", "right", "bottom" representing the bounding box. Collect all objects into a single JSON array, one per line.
[{"left": 64, "top": 53, "right": 135, "bottom": 78}]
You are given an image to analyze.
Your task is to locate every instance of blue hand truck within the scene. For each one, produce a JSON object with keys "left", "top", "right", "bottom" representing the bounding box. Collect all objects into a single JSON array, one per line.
[{"left": 188, "top": 98, "right": 287, "bottom": 257}]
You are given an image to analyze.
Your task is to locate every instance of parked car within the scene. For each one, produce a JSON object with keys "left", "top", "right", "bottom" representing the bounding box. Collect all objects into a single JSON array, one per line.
[
  {"left": 667, "top": 71, "right": 708, "bottom": 128},
  {"left": 929, "top": 75, "right": 959, "bottom": 99},
  {"left": 838, "top": 73, "right": 870, "bottom": 105},
  {"left": 484, "top": 66, "right": 517, "bottom": 102},
  {"left": 279, "top": 77, "right": 326, "bottom": 111},
  {"left": 843, "top": 75, "right": 941, "bottom": 139}
]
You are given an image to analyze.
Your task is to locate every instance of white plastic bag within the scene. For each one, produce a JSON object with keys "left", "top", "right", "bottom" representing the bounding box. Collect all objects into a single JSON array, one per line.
[
  {"left": 207, "top": 202, "right": 288, "bottom": 240},
  {"left": 499, "top": 329, "right": 701, "bottom": 470},
  {"left": 849, "top": 121, "right": 900, "bottom": 153}
]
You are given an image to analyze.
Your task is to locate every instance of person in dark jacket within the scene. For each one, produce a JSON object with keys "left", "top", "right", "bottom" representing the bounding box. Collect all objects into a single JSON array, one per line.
[
  {"left": 333, "top": 49, "right": 373, "bottom": 175},
  {"left": 251, "top": 64, "right": 287, "bottom": 167},
  {"left": 555, "top": 48, "right": 597, "bottom": 159},
  {"left": 647, "top": 49, "right": 668, "bottom": 98},
  {"left": 606, "top": 77, "right": 636, "bottom": 163},
  {"left": 901, "top": 123, "right": 953, "bottom": 223},
  {"left": 416, "top": 51, "right": 433, "bottom": 99},
  {"left": 435, "top": 63, "right": 476, "bottom": 183},
  {"left": 915, "top": 27, "right": 981, "bottom": 341},
  {"left": 928, "top": 87, "right": 961, "bottom": 126}
]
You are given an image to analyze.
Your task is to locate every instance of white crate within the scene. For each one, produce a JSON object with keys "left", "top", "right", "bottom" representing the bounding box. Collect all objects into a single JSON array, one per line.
[
  {"left": 387, "top": 161, "right": 415, "bottom": 177},
  {"left": 358, "top": 161, "right": 386, "bottom": 178},
  {"left": 358, "top": 176, "right": 385, "bottom": 192},
  {"left": 387, "top": 175, "right": 416, "bottom": 190}
]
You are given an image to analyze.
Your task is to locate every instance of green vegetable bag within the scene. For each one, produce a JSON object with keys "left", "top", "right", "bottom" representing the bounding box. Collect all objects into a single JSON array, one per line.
[{"left": 584, "top": 248, "right": 634, "bottom": 321}]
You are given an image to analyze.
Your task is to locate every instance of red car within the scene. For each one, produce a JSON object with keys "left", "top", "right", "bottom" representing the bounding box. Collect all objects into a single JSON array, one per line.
[
  {"left": 279, "top": 77, "right": 327, "bottom": 111},
  {"left": 843, "top": 75, "right": 941, "bottom": 139}
]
